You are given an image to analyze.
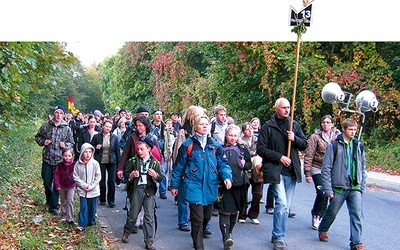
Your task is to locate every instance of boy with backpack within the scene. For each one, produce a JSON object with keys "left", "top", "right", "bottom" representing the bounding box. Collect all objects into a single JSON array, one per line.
[{"left": 318, "top": 118, "right": 367, "bottom": 250}]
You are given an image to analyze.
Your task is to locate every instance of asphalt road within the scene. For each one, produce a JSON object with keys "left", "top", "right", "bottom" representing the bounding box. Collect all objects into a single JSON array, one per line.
[{"left": 97, "top": 179, "right": 400, "bottom": 250}]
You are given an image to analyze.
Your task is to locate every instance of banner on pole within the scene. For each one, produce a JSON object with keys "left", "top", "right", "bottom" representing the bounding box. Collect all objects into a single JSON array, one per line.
[{"left": 67, "top": 95, "right": 80, "bottom": 114}]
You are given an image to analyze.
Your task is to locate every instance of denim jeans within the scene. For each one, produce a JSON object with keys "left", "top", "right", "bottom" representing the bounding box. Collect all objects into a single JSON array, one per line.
[
  {"left": 177, "top": 184, "right": 189, "bottom": 227},
  {"left": 319, "top": 190, "right": 363, "bottom": 248},
  {"left": 311, "top": 173, "right": 329, "bottom": 217},
  {"left": 158, "top": 158, "right": 167, "bottom": 195},
  {"left": 41, "top": 163, "right": 59, "bottom": 211},
  {"left": 78, "top": 196, "right": 98, "bottom": 228},
  {"left": 271, "top": 174, "right": 297, "bottom": 241}
]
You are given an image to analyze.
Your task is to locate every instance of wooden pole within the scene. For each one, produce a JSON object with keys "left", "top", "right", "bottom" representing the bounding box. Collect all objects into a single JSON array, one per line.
[{"left": 287, "top": 34, "right": 302, "bottom": 158}]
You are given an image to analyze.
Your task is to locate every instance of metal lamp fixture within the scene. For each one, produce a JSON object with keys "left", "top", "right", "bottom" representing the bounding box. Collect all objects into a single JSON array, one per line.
[{"left": 321, "top": 82, "right": 379, "bottom": 139}]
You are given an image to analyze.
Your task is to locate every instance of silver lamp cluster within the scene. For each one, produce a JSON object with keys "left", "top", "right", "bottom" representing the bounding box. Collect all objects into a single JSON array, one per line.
[{"left": 321, "top": 82, "right": 379, "bottom": 139}]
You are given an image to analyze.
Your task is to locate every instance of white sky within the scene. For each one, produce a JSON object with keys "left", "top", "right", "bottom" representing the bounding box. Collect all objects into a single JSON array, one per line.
[{"left": 3, "top": 0, "right": 399, "bottom": 67}]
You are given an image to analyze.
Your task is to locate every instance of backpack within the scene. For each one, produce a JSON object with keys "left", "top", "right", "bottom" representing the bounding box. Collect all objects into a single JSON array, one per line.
[
  {"left": 150, "top": 126, "right": 165, "bottom": 152},
  {"left": 119, "top": 128, "right": 132, "bottom": 149},
  {"left": 224, "top": 144, "right": 247, "bottom": 187},
  {"left": 43, "top": 122, "right": 69, "bottom": 140},
  {"left": 186, "top": 139, "right": 217, "bottom": 157}
]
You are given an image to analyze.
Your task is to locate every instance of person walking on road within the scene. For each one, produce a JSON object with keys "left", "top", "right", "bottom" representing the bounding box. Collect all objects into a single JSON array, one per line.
[
  {"left": 73, "top": 143, "right": 101, "bottom": 234},
  {"left": 304, "top": 115, "right": 341, "bottom": 230},
  {"left": 35, "top": 105, "right": 74, "bottom": 215},
  {"left": 257, "top": 97, "right": 307, "bottom": 250},
  {"left": 121, "top": 136, "right": 163, "bottom": 250},
  {"left": 318, "top": 118, "right": 367, "bottom": 250},
  {"left": 171, "top": 105, "right": 205, "bottom": 233},
  {"left": 218, "top": 124, "right": 252, "bottom": 250},
  {"left": 91, "top": 119, "right": 120, "bottom": 208},
  {"left": 170, "top": 115, "right": 232, "bottom": 250}
]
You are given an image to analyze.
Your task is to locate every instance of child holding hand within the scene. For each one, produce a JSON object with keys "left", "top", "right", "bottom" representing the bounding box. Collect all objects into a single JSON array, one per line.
[{"left": 54, "top": 147, "right": 76, "bottom": 224}]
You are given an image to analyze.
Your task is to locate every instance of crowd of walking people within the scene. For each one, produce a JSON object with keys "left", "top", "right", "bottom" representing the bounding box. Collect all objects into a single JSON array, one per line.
[{"left": 35, "top": 99, "right": 366, "bottom": 250}]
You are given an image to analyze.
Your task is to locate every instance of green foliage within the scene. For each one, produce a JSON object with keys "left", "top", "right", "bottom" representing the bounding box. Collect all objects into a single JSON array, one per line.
[
  {"left": 366, "top": 140, "right": 400, "bottom": 173},
  {"left": 99, "top": 41, "right": 400, "bottom": 146},
  {"left": 0, "top": 42, "right": 77, "bottom": 139}
]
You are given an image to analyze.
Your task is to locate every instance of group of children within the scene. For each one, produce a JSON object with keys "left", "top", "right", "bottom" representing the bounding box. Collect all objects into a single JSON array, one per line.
[
  {"left": 54, "top": 136, "right": 159, "bottom": 241},
  {"left": 54, "top": 143, "right": 101, "bottom": 234}
]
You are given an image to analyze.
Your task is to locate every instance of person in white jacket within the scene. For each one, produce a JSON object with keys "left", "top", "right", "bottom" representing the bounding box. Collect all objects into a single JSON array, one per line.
[{"left": 73, "top": 143, "right": 101, "bottom": 234}]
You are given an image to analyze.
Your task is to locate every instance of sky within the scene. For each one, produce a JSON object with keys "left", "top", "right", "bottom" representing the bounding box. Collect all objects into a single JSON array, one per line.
[{"left": 3, "top": 0, "right": 399, "bottom": 67}]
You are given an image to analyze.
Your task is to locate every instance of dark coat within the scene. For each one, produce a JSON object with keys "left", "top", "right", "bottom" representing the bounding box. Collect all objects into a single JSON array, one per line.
[
  {"left": 256, "top": 114, "right": 307, "bottom": 184},
  {"left": 90, "top": 133, "right": 120, "bottom": 165}
]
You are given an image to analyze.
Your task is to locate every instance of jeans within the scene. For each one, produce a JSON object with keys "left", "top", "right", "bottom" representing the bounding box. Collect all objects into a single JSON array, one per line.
[
  {"left": 177, "top": 184, "right": 189, "bottom": 227},
  {"left": 271, "top": 174, "right": 296, "bottom": 241},
  {"left": 158, "top": 158, "right": 167, "bottom": 195},
  {"left": 41, "top": 163, "right": 59, "bottom": 211},
  {"left": 78, "top": 196, "right": 98, "bottom": 228},
  {"left": 319, "top": 190, "right": 363, "bottom": 248},
  {"left": 311, "top": 173, "right": 328, "bottom": 217}
]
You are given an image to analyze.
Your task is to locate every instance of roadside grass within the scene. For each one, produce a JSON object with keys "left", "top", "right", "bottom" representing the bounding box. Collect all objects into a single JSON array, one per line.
[
  {"left": 367, "top": 140, "right": 400, "bottom": 175},
  {"left": 0, "top": 121, "right": 108, "bottom": 249}
]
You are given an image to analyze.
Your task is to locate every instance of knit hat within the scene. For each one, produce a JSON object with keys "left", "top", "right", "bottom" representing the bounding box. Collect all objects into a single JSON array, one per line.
[
  {"left": 119, "top": 108, "right": 127, "bottom": 115},
  {"left": 138, "top": 135, "right": 154, "bottom": 149},
  {"left": 54, "top": 105, "right": 65, "bottom": 114},
  {"left": 136, "top": 106, "right": 149, "bottom": 114}
]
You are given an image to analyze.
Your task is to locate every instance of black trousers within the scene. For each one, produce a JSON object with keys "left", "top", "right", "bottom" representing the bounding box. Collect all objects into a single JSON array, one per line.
[{"left": 189, "top": 203, "right": 212, "bottom": 250}]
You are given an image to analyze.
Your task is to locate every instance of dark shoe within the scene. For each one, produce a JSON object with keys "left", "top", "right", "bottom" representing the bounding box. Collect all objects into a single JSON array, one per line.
[
  {"left": 99, "top": 201, "right": 106, "bottom": 205},
  {"left": 109, "top": 202, "right": 115, "bottom": 208},
  {"left": 146, "top": 243, "right": 156, "bottom": 250},
  {"left": 288, "top": 211, "right": 296, "bottom": 218},
  {"left": 68, "top": 220, "right": 75, "bottom": 225},
  {"left": 224, "top": 237, "right": 234, "bottom": 250},
  {"left": 121, "top": 234, "right": 130, "bottom": 243},
  {"left": 351, "top": 244, "right": 365, "bottom": 250},
  {"left": 203, "top": 229, "right": 213, "bottom": 238},
  {"left": 160, "top": 193, "right": 167, "bottom": 199},
  {"left": 319, "top": 232, "right": 329, "bottom": 242},
  {"left": 132, "top": 226, "right": 139, "bottom": 234},
  {"left": 179, "top": 225, "right": 191, "bottom": 232},
  {"left": 49, "top": 209, "right": 59, "bottom": 215},
  {"left": 272, "top": 239, "right": 288, "bottom": 250},
  {"left": 75, "top": 227, "right": 85, "bottom": 234}
]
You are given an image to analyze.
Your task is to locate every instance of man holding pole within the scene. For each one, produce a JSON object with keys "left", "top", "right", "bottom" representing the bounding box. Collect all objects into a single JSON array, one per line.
[{"left": 257, "top": 97, "right": 307, "bottom": 250}]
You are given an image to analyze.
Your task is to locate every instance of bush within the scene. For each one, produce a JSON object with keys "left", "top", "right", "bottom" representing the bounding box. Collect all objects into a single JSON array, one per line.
[{"left": 366, "top": 140, "right": 400, "bottom": 174}]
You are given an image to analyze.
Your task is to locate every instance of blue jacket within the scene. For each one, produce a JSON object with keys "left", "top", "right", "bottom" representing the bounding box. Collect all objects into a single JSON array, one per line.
[
  {"left": 321, "top": 134, "right": 367, "bottom": 195},
  {"left": 171, "top": 136, "right": 232, "bottom": 206}
]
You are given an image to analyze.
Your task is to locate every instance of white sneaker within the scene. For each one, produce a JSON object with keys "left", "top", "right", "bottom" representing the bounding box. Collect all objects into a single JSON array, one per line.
[
  {"left": 238, "top": 219, "right": 246, "bottom": 223},
  {"left": 250, "top": 218, "right": 260, "bottom": 224},
  {"left": 312, "top": 215, "right": 320, "bottom": 230}
]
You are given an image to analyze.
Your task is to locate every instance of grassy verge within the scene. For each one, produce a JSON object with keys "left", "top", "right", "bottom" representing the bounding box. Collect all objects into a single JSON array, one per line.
[
  {"left": 0, "top": 121, "right": 106, "bottom": 249},
  {"left": 366, "top": 140, "right": 400, "bottom": 175}
]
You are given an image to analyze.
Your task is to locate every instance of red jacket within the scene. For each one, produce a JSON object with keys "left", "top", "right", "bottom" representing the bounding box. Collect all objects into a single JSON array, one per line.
[{"left": 54, "top": 160, "right": 76, "bottom": 189}]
